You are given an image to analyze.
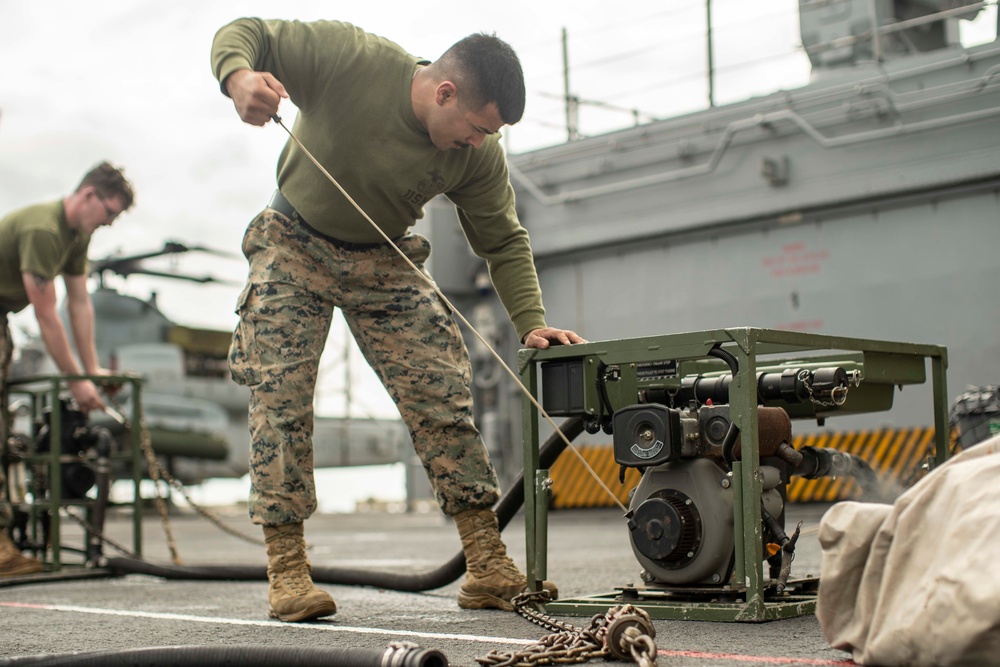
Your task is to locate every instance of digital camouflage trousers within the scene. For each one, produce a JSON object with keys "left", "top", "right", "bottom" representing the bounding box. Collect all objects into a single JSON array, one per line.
[{"left": 230, "top": 210, "right": 500, "bottom": 525}]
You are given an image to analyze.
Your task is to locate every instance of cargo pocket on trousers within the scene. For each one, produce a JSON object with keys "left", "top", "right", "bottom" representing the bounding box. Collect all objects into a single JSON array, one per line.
[
  {"left": 398, "top": 233, "right": 432, "bottom": 267},
  {"left": 229, "top": 283, "right": 261, "bottom": 386}
]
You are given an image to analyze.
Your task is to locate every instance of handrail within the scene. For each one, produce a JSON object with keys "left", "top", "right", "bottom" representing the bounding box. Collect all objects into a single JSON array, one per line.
[
  {"left": 804, "top": 1, "right": 996, "bottom": 56},
  {"left": 509, "top": 60, "right": 1000, "bottom": 205}
]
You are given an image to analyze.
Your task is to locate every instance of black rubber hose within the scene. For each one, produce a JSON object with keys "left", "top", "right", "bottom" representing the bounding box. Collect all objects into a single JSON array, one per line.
[
  {"left": 0, "top": 644, "right": 447, "bottom": 667},
  {"left": 791, "top": 447, "right": 887, "bottom": 501},
  {"left": 707, "top": 344, "right": 739, "bottom": 376},
  {"left": 708, "top": 345, "right": 742, "bottom": 465},
  {"left": 106, "top": 417, "right": 586, "bottom": 591}
]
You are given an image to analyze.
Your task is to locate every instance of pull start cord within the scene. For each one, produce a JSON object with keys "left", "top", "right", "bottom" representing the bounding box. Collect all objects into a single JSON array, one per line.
[{"left": 269, "top": 114, "right": 627, "bottom": 514}]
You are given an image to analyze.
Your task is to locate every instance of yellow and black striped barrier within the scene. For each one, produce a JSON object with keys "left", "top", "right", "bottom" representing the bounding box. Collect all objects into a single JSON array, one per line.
[{"left": 548, "top": 426, "right": 942, "bottom": 509}]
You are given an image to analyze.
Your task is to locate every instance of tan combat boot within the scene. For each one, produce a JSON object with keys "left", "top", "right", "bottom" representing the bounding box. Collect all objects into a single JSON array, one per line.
[
  {"left": 455, "top": 508, "right": 558, "bottom": 611},
  {"left": 0, "top": 530, "right": 43, "bottom": 576},
  {"left": 263, "top": 523, "right": 337, "bottom": 622}
]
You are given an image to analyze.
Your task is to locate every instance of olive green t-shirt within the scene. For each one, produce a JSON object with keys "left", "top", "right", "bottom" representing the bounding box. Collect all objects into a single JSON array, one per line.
[
  {"left": 0, "top": 200, "right": 90, "bottom": 313},
  {"left": 211, "top": 18, "right": 547, "bottom": 340}
]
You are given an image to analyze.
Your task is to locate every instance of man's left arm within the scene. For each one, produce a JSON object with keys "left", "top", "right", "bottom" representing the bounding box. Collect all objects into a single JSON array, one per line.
[
  {"left": 63, "top": 273, "right": 102, "bottom": 375},
  {"left": 450, "top": 143, "right": 585, "bottom": 350}
]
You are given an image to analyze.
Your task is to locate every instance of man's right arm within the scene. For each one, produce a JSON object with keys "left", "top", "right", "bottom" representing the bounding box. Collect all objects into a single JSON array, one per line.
[
  {"left": 224, "top": 69, "right": 289, "bottom": 126},
  {"left": 22, "top": 271, "right": 104, "bottom": 412},
  {"left": 211, "top": 18, "right": 287, "bottom": 125},
  {"left": 211, "top": 18, "right": 359, "bottom": 121}
]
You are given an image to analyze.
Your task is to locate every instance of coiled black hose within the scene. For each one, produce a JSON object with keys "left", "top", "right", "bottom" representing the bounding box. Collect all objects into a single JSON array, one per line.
[
  {"left": 0, "top": 644, "right": 447, "bottom": 667},
  {"left": 105, "top": 417, "right": 586, "bottom": 591}
]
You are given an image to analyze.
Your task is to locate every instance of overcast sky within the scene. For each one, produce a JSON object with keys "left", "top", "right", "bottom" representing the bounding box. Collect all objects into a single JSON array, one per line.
[
  {"left": 0, "top": 1, "right": 812, "bottom": 319},
  {"left": 1, "top": 1, "right": 994, "bottom": 417}
]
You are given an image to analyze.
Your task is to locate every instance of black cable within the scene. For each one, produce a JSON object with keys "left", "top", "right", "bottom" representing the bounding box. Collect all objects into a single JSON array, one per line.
[
  {"left": 706, "top": 344, "right": 739, "bottom": 376},
  {"left": 707, "top": 345, "right": 741, "bottom": 465}
]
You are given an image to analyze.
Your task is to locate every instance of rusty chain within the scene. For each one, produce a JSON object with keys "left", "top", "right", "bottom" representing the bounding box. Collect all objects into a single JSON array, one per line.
[
  {"left": 128, "top": 415, "right": 265, "bottom": 548},
  {"left": 133, "top": 413, "right": 183, "bottom": 564},
  {"left": 102, "top": 400, "right": 264, "bottom": 562},
  {"left": 475, "top": 591, "right": 657, "bottom": 666},
  {"left": 507, "top": 590, "right": 582, "bottom": 634}
]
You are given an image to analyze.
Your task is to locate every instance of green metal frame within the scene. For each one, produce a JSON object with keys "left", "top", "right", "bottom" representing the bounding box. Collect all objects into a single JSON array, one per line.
[
  {"left": 4, "top": 373, "right": 145, "bottom": 571},
  {"left": 519, "top": 327, "right": 948, "bottom": 622}
]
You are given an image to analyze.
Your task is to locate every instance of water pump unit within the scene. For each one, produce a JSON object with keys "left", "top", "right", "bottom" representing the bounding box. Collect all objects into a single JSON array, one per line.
[{"left": 518, "top": 328, "right": 949, "bottom": 621}]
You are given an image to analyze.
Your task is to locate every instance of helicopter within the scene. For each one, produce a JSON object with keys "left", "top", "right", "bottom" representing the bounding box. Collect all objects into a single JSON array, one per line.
[{"left": 9, "top": 241, "right": 410, "bottom": 485}]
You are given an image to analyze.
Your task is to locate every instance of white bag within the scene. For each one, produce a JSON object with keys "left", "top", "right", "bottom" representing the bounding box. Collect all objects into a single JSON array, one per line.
[{"left": 816, "top": 435, "right": 1000, "bottom": 666}]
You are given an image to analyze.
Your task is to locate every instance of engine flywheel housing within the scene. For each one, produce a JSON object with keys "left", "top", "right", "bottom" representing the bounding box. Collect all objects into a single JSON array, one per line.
[{"left": 630, "top": 489, "right": 701, "bottom": 568}]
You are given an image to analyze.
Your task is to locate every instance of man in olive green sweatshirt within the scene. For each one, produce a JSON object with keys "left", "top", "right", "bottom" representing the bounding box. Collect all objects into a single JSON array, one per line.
[
  {"left": 212, "top": 18, "right": 583, "bottom": 622},
  {"left": 0, "top": 162, "right": 134, "bottom": 576}
]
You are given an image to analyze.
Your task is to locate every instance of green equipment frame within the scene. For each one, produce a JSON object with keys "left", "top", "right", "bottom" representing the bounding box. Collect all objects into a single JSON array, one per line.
[
  {"left": 518, "top": 327, "right": 948, "bottom": 622},
  {"left": 4, "top": 373, "right": 145, "bottom": 572}
]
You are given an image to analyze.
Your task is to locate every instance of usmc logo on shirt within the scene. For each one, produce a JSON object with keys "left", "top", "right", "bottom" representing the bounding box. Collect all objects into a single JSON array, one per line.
[{"left": 402, "top": 169, "right": 446, "bottom": 206}]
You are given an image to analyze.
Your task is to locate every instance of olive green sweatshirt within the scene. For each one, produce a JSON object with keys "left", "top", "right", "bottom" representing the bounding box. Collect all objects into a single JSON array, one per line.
[
  {"left": 0, "top": 201, "right": 89, "bottom": 313},
  {"left": 211, "top": 18, "right": 547, "bottom": 340}
]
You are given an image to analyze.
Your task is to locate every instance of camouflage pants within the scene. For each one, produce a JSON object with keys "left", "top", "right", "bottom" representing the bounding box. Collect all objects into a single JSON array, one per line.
[
  {"left": 230, "top": 210, "right": 500, "bottom": 525},
  {"left": 1, "top": 317, "right": 12, "bottom": 530}
]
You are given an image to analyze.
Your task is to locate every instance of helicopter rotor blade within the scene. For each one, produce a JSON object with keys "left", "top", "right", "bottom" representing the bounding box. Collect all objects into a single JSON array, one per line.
[
  {"left": 89, "top": 241, "right": 190, "bottom": 273},
  {"left": 89, "top": 241, "right": 242, "bottom": 283},
  {"left": 177, "top": 244, "right": 242, "bottom": 260},
  {"left": 109, "top": 268, "right": 243, "bottom": 285}
]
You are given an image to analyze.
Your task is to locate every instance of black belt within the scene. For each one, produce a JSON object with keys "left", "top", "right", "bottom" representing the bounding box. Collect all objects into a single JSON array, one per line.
[{"left": 267, "top": 190, "right": 391, "bottom": 251}]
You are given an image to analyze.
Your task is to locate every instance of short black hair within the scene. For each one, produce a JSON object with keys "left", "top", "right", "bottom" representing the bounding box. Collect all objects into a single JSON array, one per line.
[
  {"left": 77, "top": 161, "right": 135, "bottom": 210},
  {"left": 435, "top": 33, "right": 525, "bottom": 125}
]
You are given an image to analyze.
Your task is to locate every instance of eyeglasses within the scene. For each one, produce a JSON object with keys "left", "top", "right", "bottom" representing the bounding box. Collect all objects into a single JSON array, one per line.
[{"left": 95, "top": 193, "right": 122, "bottom": 222}]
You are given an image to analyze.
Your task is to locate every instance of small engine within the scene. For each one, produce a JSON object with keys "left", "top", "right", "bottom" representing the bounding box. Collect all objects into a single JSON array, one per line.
[
  {"left": 6, "top": 400, "right": 116, "bottom": 562},
  {"left": 32, "top": 400, "right": 115, "bottom": 499},
  {"left": 542, "top": 349, "right": 877, "bottom": 593},
  {"left": 616, "top": 403, "right": 800, "bottom": 587}
]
